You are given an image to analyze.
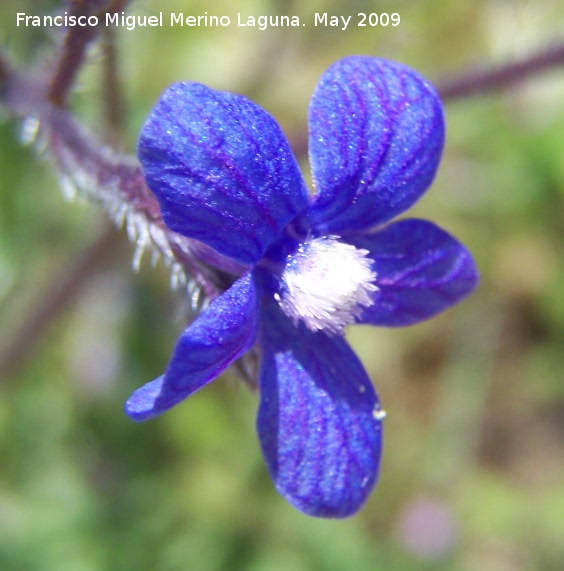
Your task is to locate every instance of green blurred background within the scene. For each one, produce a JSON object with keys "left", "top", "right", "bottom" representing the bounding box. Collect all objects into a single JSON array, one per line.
[{"left": 1, "top": 0, "right": 563, "bottom": 569}]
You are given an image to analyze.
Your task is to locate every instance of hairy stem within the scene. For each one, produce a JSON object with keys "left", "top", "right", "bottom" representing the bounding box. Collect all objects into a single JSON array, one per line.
[
  {"left": 47, "top": 0, "right": 131, "bottom": 107},
  {"left": 43, "top": 107, "right": 234, "bottom": 299}
]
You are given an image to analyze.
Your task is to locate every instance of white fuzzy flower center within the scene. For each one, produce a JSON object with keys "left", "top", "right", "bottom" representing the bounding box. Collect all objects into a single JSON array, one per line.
[{"left": 276, "top": 236, "right": 377, "bottom": 335}]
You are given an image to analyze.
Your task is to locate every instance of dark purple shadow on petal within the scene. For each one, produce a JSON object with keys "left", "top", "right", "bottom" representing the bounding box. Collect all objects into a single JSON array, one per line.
[
  {"left": 138, "top": 82, "right": 309, "bottom": 266},
  {"left": 125, "top": 273, "right": 259, "bottom": 421},
  {"left": 305, "top": 57, "right": 445, "bottom": 234},
  {"left": 347, "top": 219, "right": 479, "bottom": 327},
  {"left": 257, "top": 301, "right": 383, "bottom": 518}
]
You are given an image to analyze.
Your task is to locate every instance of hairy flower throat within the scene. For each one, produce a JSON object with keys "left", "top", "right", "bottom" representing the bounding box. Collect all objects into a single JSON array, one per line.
[{"left": 277, "top": 236, "right": 378, "bottom": 335}]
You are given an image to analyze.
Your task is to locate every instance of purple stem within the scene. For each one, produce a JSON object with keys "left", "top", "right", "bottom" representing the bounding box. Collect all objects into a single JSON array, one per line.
[
  {"left": 438, "top": 41, "right": 564, "bottom": 101},
  {"left": 0, "top": 226, "right": 120, "bottom": 377},
  {"left": 48, "top": 0, "right": 131, "bottom": 107}
]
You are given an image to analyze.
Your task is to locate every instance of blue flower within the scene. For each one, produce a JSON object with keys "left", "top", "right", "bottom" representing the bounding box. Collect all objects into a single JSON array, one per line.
[{"left": 126, "top": 57, "right": 478, "bottom": 518}]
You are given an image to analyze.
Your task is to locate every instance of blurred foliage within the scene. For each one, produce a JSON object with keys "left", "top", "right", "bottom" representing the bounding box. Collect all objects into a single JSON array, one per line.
[{"left": 1, "top": 0, "right": 563, "bottom": 570}]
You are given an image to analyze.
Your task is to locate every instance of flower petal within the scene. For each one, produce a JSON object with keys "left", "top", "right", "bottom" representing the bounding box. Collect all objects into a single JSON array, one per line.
[
  {"left": 138, "top": 83, "right": 309, "bottom": 266},
  {"left": 126, "top": 273, "right": 259, "bottom": 421},
  {"left": 348, "top": 219, "right": 478, "bottom": 326},
  {"left": 257, "top": 303, "right": 383, "bottom": 518},
  {"left": 306, "top": 57, "right": 445, "bottom": 233}
]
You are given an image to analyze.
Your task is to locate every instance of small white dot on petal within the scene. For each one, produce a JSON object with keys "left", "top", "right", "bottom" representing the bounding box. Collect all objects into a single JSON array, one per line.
[{"left": 373, "top": 408, "right": 387, "bottom": 421}]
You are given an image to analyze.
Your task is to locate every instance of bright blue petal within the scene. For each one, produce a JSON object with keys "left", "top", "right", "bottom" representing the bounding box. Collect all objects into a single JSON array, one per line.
[
  {"left": 126, "top": 273, "right": 259, "bottom": 421},
  {"left": 138, "top": 83, "right": 309, "bottom": 266},
  {"left": 348, "top": 219, "right": 478, "bottom": 326},
  {"left": 257, "top": 303, "right": 383, "bottom": 518},
  {"left": 305, "top": 57, "right": 444, "bottom": 233}
]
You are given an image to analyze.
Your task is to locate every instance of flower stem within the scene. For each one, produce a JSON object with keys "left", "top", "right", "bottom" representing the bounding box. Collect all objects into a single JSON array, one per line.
[
  {"left": 47, "top": 0, "right": 131, "bottom": 107},
  {"left": 438, "top": 41, "right": 564, "bottom": 101},
  {"left": 0, "top": 53, "right": 9, "bottom": 92},
  {"left": 0, "top": 226, "right": 120, "bottom": 379},
  {"left": 100, "top": 27, "right": 125, "bottom": 147}
]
